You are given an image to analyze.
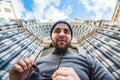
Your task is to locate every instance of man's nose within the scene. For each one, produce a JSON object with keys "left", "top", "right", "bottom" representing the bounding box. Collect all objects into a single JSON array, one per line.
[
  {"left": 59, "top": 31, "right": 65, "bottom": 38},
  {"left": 59, "top": 31, "right": 65, "bottom": 36}
]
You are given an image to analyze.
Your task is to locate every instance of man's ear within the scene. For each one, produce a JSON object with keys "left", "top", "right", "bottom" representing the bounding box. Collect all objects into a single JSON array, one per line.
[
  {"left": 49, "top": 43, "right": 54, "bottom": 47},
  {"left": 69, "top": 41, "right": 72, "bottom": 46}
]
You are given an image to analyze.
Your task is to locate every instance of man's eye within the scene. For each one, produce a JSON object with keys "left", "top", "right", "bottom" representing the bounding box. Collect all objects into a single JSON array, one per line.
[
  {"left": 64, "top": 29, "right": 70, "bottom": 34},
  {"left": 55, "top": 29, "right": 60, "bottom": 33}
]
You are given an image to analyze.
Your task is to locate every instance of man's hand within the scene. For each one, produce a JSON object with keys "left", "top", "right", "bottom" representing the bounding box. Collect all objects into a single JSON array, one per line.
[
  {"left": 9, "top": 58, "right": 36, "bottom": 80},
  {"left": 52, "top": 67, "right": 81, "bottom": 80}
]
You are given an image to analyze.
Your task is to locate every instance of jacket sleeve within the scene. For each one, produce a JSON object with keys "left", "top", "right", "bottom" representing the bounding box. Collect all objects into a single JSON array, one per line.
[{"left": 86, "top": 56, "right": 116, "bottom": 80}]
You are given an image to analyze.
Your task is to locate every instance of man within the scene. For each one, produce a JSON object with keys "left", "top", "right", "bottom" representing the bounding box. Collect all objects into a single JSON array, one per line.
[{"left": 9, "top": 20, "right": 116, "bottom": 80}]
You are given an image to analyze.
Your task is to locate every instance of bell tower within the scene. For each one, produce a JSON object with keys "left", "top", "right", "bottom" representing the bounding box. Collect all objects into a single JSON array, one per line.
[{"left": 112, "top": 0, "right": 120, "bottom": 22}]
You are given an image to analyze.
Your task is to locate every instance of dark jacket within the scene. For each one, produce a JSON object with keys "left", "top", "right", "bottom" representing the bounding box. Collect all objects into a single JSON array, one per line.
[{"left": 28, "top": 50, "right": 116, "bottom": 80}]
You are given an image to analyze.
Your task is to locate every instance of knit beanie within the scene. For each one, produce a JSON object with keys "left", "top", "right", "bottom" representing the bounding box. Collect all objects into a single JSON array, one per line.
[{"left": 50, "top": 20, "right": 73, "bottom": 37}]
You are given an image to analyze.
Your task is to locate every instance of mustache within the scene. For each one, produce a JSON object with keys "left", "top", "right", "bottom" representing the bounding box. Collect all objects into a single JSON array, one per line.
[{"left": 57, "top": 39, "right": 66, "bottom": 42}]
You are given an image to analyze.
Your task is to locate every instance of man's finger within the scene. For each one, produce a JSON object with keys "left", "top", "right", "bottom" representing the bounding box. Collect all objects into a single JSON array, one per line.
[
  {"left": 17, "top": 59, "right": 27, "bottom": 71},
  {"left": 13, "top": 64, "right": 24, "bottom": 72}
]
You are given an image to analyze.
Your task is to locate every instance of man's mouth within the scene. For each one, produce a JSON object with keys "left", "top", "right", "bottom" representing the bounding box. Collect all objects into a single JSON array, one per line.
[{"left": 58, "top": 40, "right": 66, "bottom": 42}]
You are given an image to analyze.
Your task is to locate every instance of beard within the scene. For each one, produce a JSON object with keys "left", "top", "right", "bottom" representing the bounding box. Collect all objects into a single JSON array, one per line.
[{"left": 52, "top": 39, "right": 71, "bottom": 52}]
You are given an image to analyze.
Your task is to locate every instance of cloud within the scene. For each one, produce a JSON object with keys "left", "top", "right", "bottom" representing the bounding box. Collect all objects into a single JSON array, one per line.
[
  {"left": 79, "top": 0, "right": 117, "bottom": 20},
  {"left": 11, "top": 0, "right": 73, "bottom": 20},
  {"left": 24, "top": 11, "right": 34, "bottom": 19},
  {"left": 11, "top": 0, "right": 117, "bottom": 20},
  {"left": 32, "top": 0, "right": 73, "bottom": 20},
  {"left": 11, "top": 0, "right": 27, "bottom": 19},
  {"left": 44, "top": 5, "right": 73, "bottom": 20}
]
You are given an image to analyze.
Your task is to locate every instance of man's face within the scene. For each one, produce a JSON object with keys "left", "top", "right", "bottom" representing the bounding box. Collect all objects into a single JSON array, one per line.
[{"left": 51, "top": 23, "right": 72, "bottom": 50}]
